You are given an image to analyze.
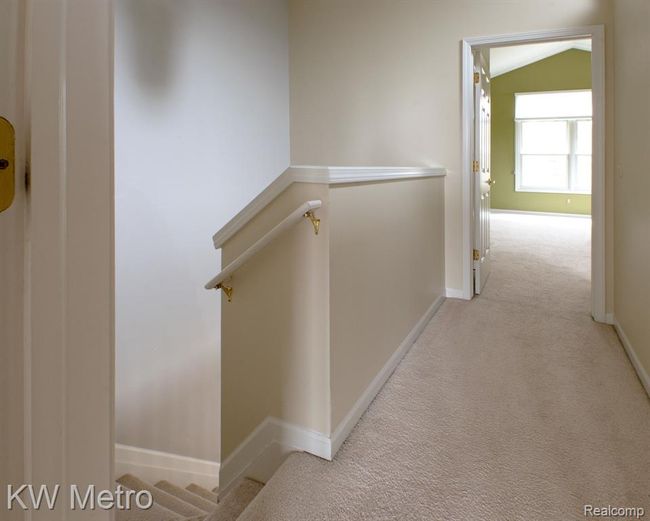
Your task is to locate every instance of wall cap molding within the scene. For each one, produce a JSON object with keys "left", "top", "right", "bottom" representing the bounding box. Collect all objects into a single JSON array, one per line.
[{"left": 212, "top": 165, "right": 446, "bottom": 249}]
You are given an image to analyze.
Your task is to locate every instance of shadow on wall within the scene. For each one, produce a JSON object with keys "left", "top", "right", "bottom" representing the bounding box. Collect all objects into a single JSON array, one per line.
[
  {"left": 119, "top": 0, "right": 182, "bottom": 95},
  {"left": 114, "top": 0, "right": 290, "bottom": 463},
  {"left": 117, "top": 345, "right": 220, "bottom": 461}
]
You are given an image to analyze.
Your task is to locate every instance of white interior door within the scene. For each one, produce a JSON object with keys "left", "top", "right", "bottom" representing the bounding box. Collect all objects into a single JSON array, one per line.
[
  {"left": 473, "top": 49, "right": 492, "bottom": 294},
  {"left": 0, "top": 1, "right": 26, "bottom": 515}
]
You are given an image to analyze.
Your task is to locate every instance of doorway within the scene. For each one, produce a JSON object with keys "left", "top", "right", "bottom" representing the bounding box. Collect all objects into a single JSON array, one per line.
[{"left": 461, "top": 26, "right": 606, "bottom": 323}]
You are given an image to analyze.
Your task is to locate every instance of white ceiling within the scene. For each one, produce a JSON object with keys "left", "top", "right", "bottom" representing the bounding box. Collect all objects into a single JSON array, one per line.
[{"left": 490, "top": 39, "right": 591, "bottom": 78}]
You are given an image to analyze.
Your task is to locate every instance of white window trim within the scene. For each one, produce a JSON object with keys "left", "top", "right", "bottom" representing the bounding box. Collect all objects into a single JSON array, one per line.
[{"left": 515, "top": 116, "right": 592, "bottom": 195}]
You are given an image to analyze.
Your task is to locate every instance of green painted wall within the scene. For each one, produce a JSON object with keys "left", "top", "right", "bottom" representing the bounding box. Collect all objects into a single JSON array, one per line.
[{"left": 491, "top": 49, "right": 592, "bottom": 215}]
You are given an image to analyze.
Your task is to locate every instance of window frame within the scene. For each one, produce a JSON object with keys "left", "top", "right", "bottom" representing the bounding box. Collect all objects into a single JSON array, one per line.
[{"left": 514, "top": 90, "right": 592, "bottom": 195}]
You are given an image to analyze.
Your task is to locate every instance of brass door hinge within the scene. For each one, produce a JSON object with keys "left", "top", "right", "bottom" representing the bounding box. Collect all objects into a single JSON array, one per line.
[
  {"left": 473, "top": 249, "right": 480, "bottom": 261},
  {"left": 473, "top": 72, "right": 480, "bottom": 84},
  {"left": 472, "top": 160, "right": 479, "bottom": 173}
]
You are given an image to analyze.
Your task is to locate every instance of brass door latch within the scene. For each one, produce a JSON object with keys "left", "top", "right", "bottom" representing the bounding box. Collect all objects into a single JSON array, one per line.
[{"left": 0, "top": 117, "right": 15, "bottom": 213}]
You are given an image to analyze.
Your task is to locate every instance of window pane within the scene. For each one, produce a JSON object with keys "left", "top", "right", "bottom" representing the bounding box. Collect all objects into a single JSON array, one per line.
[
  {"left": 577, "top": 120, "right": 592, "bottom": 154},
  {"left": 520, "top": 121, "right": 569, "bottom": 154},
  {"left": 575, "top": 155, "right": 592, "bottom": 193},
  {"left": 520, "top": 155, "right": 568, "bottom": 190},
  {"left": 515, "top": 90, "right": 592, "bottom": 119}
]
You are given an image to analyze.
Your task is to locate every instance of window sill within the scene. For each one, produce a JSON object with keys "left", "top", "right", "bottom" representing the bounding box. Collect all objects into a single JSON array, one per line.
[{"left": 514, "top": 188, "right": 592, "bottom": 195}]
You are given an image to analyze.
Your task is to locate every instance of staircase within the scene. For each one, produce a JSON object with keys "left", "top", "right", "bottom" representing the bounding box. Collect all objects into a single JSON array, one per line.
[{"left": 115, "top": 474, "right": 264, "bottom": 521}]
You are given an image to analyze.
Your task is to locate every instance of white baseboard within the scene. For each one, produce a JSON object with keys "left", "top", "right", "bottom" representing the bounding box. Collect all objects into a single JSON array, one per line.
[
  {"left": 491, "top": 208, "right": 591, "bottom": 218},
  {"left": 331, "top": 294, "right": 446, "bottom": 455},
  {"left": 218, "top": 417, "right": 330, "bottom": 496},
  {"left": 445, "top": 288, "right": 465, "bottom": 299},
  {"left": 613, "top": 318, "right": 650, "bottom": 397},
  {"left": 219, "top": 294, "right": 446, "bottom": 495},
  {"left": 115, "top": 444, "right": 219, "bottom": 490}
]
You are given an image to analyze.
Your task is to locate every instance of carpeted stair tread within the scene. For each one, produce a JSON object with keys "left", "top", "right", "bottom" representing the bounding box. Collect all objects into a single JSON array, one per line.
[
  {"left": 115, "top": 483, "right": 185, "bottom": 521},
  {"left": 155, "top": 480, "right": 218, "bottom": 513},
  {"left": 117, "top": 474, "right": 209, "bottom": 520},
  {"left": 115, "top": 502, "right": 184, "bottom": 521},
  {"left": 186, "top": 483, "right": 220, "bottom": 505},
  {"left": 205, "top": 478, "right": 264, "bottom": 521}
]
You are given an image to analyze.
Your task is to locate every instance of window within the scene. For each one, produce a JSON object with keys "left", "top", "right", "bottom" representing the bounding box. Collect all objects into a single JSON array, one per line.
[{"left": 515, "top": 90, "right": 592, "bottom": 194}]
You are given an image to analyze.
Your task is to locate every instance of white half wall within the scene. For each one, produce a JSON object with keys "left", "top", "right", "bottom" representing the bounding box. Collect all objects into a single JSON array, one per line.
[
  {"left": 115, "top": 0, "right": 290, "bottom": 463},
  {"left": 288, "top": 0, "right": 614, "bottom": 312}
]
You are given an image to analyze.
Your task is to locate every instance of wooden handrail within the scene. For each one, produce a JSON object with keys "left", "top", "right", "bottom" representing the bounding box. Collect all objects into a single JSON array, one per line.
[{"left": 204, "top": 200, "right": 322, "bottom": 296}]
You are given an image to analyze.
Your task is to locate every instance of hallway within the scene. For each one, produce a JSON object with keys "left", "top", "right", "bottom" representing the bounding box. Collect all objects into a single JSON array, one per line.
[{"left": 238, "top": 212, "right": 650, "bottom": 520}]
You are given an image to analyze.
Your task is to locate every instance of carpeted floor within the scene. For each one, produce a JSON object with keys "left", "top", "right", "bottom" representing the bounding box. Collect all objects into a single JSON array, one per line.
[{"left": 238, "top": 212, "right": 650, "bottom": 521}]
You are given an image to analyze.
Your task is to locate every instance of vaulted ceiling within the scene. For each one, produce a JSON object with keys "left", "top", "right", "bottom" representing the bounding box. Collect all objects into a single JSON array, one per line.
[{"left": 490, "top": 39, "right": 591, "bottom": 77}]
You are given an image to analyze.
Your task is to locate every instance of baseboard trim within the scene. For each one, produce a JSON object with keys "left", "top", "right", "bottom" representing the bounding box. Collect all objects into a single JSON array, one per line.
[
  {"left": 613, "top": 318, "right": 650, "bottom": 397},
  {"left": 115, "top": 444, "right": 219, "bottom": 490},
  {"left": 219, "top": 294, "right": 446, "bottom": 495},
  {"left": 445, "top": 287, "right": 465, "bottom": 299},
  {"left": 491, "top": 208, "right": 591, "bottom": 218},
  {"left": 330, "top": 294, "right": 446, "bottom": 456},
  {"left": 219, "top": 417, "right": 330, "bottom": 496}
]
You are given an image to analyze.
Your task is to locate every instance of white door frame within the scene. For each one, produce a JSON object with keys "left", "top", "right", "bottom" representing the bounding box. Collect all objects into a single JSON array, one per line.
[
  {"left": 0, "top": 3, "right": 27, "bottom": 515},
  {"left": 461, "top": 25, "right": 607, "bottom": 323},
  {"left": 26, "top": 2, "right": 115, "bottom": 518}
]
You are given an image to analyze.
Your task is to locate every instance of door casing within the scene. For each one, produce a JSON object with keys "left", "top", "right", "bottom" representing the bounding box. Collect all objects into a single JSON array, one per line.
[
  {"left": 4, "top": 3, "right": 116, "bottom": 520},
  {"left": 460, "top": 25, "right": 607, "bottom": 323}
]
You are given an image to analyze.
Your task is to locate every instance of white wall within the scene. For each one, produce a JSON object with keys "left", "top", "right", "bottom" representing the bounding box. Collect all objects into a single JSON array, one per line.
[
  {"left": 221, "top": 182, "right": 331, "bottom": 459},
  {"left": 613, "top": 1, "right": 650, "bottom": 378},
  {"left": 115, "top": 0, "right": 290, "bottom": 462},
  {"left": 218, "top": 175, "right": 445, "bottom": 464},
  {"left": 329, "top": 177, "right": 445, "bottom": 429},
  {"left": 288, "top": 0, "right": 614, "bottom": 306}
]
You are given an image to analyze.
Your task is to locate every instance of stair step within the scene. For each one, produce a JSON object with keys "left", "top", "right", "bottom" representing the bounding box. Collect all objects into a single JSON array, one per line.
[
  {"left": 115, "top": 484, "right": 185, "bottom": 521},
  {"left": 156, "top": 480, "right": 218, "bottom": 513},
  {"left": 186, "top": 483, "right": 220, "bottom": 505},
  {"left": 117, "top": 474, "right": 210, "bottom": 520},
  {"left": 205, "top": 479, "right": 264, "bottom": 521}
]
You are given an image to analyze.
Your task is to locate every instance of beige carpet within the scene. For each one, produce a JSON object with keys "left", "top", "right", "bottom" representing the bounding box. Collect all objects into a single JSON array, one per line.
[
  {"left": 155, "top": 480, "right": 219, "bottom": 514},
  {"left": 186, "top": 483, "right": 220, "bottom": 505},
  {"left": 115, "top": 493, "right": 184, "bottom": 521},
  {"left": 206, "top": 479, "right": 265, "bottom": 521},
  {"left": 117, "top": 474, "right": 210, "bottom": 520},
  {"left": 113, "top": 476, "right": 263, "bottom": 520},
  {"left": 238, "top": 212, "right": 650, "bottom": 520}
]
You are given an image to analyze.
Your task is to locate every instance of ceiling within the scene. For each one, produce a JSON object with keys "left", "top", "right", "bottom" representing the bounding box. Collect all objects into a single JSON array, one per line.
[{"left": 490, "top": 39, "right": 591, "bottom": 78}]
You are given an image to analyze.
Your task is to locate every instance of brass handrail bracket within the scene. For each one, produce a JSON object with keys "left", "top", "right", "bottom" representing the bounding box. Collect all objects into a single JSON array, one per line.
[
  {"left": 216, "top": 283, "right": 234, "bottom": 302},
  {"left": 304, "top": 210, "right": 320, "bottom": 235}
]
